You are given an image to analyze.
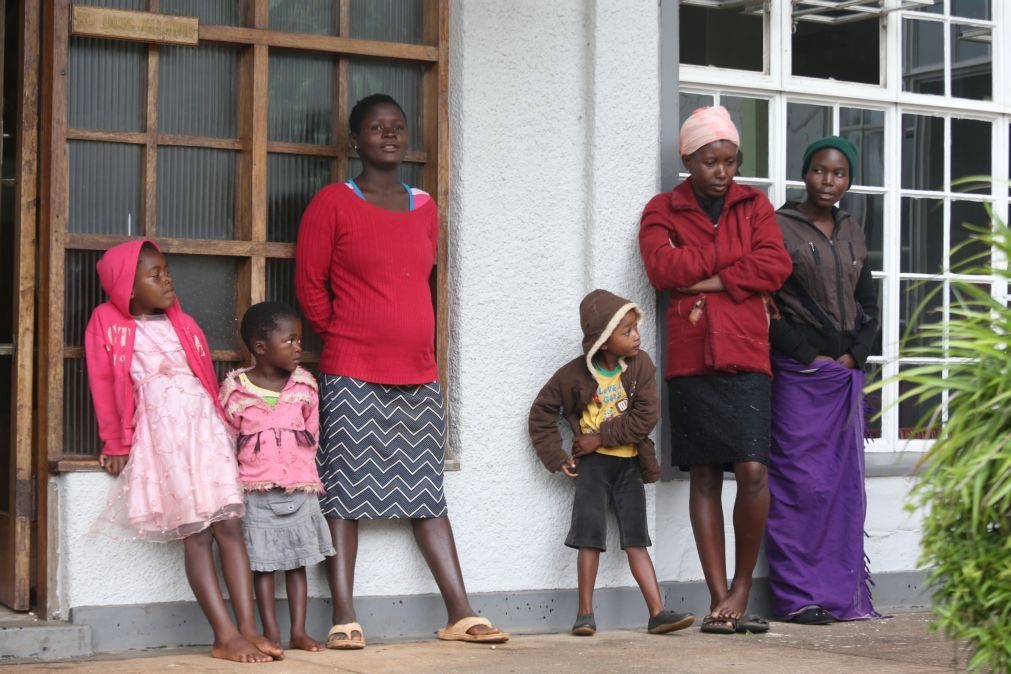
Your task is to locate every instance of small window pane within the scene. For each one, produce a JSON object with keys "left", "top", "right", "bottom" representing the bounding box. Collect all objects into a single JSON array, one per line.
[
  {"left": 265, "top": 258, "right": 322, "bottom": 355},
  {"left": 160, "top": 0, "right": 248, "bottom": 26},
  {"left": 901, "top": 114, "right": 944, "bottom": 191},
  {"left": 951, "top": 0, "right": 990, "bottom": 20},
  {"left": 722, "top": 96, "right": 768, "bottom": 178},
  {"left": 901, "top": 198, "right": 943, "bottom": 274},
  {"left": 74, "top": 0, "right": 145, "bottom": 11},
  {"left": 679, "top": 92, "right": 713, "bottom": 130},
  {"left": 917, "top": 0, "right": 943, "bottom": 14},
  {"left": 840, "top": 192, "right": 884, "bottom": 273},
  {"left": 166, "top": 255, "right": 238, "bottom": 350},
  {"left": 950, "top": 200, "right": 991, "bottom": 271},
  {"left": 864, "top": 365, "right": 882, "bottom": 439},
  {"left": 159, "top": 45, "right": 240, "bottom": 138},
  {"left": 348, "top": 59, "right": 424, "bottom": 151},
  {"left": 951, "top": 24, "right": 992, "bottom": 101},
  {"left": 870, "top": 278, "right": 883, "bottom": 358},
  {"left": 347, "top": 159, "right": 423, "bottom": 191},
  {"left": 350, "top": 0, "right": 424, "bottom": 44},
  {"left": 270, "top": 0, "right": 338, "bottom": 35},
  {"left": 792, "top": 16, "right": 879, "bottom": 85},
  {"left": 899, "top": 279, "right": 943, "bottom": 353},
  {"left": 950, "top": 118, "right": 991, "bottom": 191},
  {"left": 839, "top": 108, "right": 884, "bottom": 187},
  {"left": 679, "top": 4, "right": 763, "bottom": 72},
  {"left": 902, "top": 19, "right": 944, "bottom": 95},
  {"left": 269, "top": 51, "right": 336, "bottom": 145},
  {"left": 787, "top": 103, "right": 831, "bottom": 180},
  {"left": 64, "top": 250, "right": 104, "bottom": 347},
  {"left": 69, "top": 141, "right": 143, "bottom": 235},
  {"left": 157, "top": 147, "right": 237, "bottom": 239},
  {"left": 785, "top": 187, "right": 806, "bottom": 204},
  {"left": 898, "top": 363, "right": 942, "bottom": 439},
  {"left": 64, "top": 358, "right": 101, "bottom": 455},
  {"left": 69, "top": 37, "right": 145, "bottom": 132},
  {"left": 268, "top": 154, "right": 334, "bottom": 243}
]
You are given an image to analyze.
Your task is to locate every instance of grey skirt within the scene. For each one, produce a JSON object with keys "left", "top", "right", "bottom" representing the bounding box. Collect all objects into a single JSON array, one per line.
[{"left": 242, "top": 489, "right": 335, "bottom": 572}]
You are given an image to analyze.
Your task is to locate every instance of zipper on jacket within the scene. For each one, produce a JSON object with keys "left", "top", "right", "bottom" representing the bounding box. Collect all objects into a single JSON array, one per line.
[
  {"left": 848, "top": 240, "right": 858, "bottom": 266},
  {"left": 808, "top": 241, "right": 821, "bottom": 266}
]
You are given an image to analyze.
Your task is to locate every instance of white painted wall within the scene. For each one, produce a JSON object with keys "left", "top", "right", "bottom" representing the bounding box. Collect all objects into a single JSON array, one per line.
[{"left": 52, "top": 0, "right": 923, "bottom": 617}]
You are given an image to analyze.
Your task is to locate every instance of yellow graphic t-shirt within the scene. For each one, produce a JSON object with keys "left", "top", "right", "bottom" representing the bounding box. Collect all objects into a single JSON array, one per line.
[{"left": 578, "top": 363, "right": 637, "bottom": 458}]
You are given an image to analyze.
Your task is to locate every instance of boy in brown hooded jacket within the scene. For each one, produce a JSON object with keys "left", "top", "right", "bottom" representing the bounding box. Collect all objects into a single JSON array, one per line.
[{"left": 528, "top": 289, "right": 693, "bottom": 637}]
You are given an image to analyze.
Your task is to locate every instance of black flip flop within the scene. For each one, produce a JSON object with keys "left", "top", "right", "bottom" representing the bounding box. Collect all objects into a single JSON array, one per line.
[
  {"left": 790, "top": 607, "right": 835, "bottom": 625},
  {"left": 647, "top": 610, "right": 695, "bottom": 634},
  {"left": 700, "top": 614, "right": 737, "bottom": 634},
  {"left": 736, "top": 614, "right": 770, "bottom": 633},
  {"left": 571, "top": 612, "right": 596, "bottom": 636}
]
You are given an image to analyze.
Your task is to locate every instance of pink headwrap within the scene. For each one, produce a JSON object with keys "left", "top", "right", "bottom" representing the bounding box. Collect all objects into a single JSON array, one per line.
[{"left": 678, "top": 106, "right": 740, "bottom": 156}]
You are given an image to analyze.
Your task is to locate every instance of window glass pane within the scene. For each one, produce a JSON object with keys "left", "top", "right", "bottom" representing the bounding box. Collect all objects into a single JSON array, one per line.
[
  {"left": 901, "top": 197, "right": 943, "bottom": 273},
  {"left": 950, "top": 118, "right": 991, "bottom": 192},
  {"left": 160, "top": 0, "right": 248, "bottom": 26},
  {"left": 871, "top": 278, "right": 883, "bottom": 358},
  {"left": 721, "top": 96, "right": 768, "bottom": 179},
  {"left": 899, "top": 279, "right": 943, "bottom": 353},
  {"left": 69, "top": 141, "right": 143, "bottom": 235},
  {"left": 679, "top": 92, "right": 713, "bottom": 130},
  {"left": 951, "top": 0, "right": 990, "bottom": 20},
  {"left": 350, "top": 0, "right": 424, "bottom": 44},
  {"left": 901, "top": 114, "right": 944, "bottom": 191},
  {"left": 951, "top": 24, "right": 992, "bottom": 101},
  {"left": 949, "top": 200, "right": 991, "bottom": 271},
  {"left": 347, "top": 159, "right": 423, "bottom": 191},
  {"left": 840, "top": 192, "right": 884, "bottom": 273},
  {"left": 902, "top": 19, "right": 944, "bottom": 95},
  {"left": 270, "top": 0, "right": 338, "bottom": 35},
  {"left": 159, "top": 45, "right": 239, "bottom": 138},
  {"left": 265, "top": 258, "right": 322, "bottom": 355},
  {"left": 157, "top": 147, "right": 237, "bottom": 239},
  {"left": 64, "top": 358, "right": 101, "bottom": 455},
  {"left": 792, "top": 16, "right": 879, "bottom": 85},
  {"left": 916, "top": 0, "right": 943, "bottom": 14},
  {"left": 69, "top": 37, "right": 145, "bottom": 131},
  {"left": 839, "top": 108, "right": 884, "bottom": 187},
  {"left": 864, "top": 365, "right": 882, "bottom": 439},
  {"left": 268, "top": 154, "right": 333, "bottom": 243},
  {"left": 74, "top": 0, "right": 145, "bottom": 9},
  {"left": 786, "top": 102, "right": 831, "bottom": 180},
  {"left": 785, "top": 187, "right": 806, "bottom": 204},
  {"left": 679, "top": 4, "right": 763, "bottom": 72},
  {"left": 898, "top": 363, "right": 941, "bottom": 439},
  {"left": 64, "top": 250, "right": 104, "bottom": 347},
  {"left": 348, "top": 59, "right": 424, "bottom": 152},
  {"left": 269, "top": 51, "right": 336, "bottom": 145},
  {"left": 166, "top": 255, "right": 238, "bottom": 350}
]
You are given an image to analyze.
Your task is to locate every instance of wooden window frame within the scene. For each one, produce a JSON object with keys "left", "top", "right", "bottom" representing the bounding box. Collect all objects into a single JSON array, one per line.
[{"left": 39, "top": 0, "right": 450, "bottom": 472}]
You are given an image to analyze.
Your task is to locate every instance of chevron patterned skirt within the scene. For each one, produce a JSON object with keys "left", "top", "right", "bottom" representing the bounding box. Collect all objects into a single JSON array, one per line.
[{"left": 316, "top": 374, "right": 448, "bottom": 520}]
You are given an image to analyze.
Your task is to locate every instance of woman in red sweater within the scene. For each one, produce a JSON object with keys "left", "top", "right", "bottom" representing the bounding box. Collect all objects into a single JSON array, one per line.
[
  {"left": 638, "top": 106, "right": 792, "bottom": 634},
  {"left": 295, "top": 94, "right": 508, "bottom": 648}
]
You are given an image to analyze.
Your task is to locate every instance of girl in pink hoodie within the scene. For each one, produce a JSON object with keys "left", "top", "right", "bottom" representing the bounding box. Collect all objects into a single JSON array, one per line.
[{"left": 85, "top": 240, "right": 283, "bottom": 664}]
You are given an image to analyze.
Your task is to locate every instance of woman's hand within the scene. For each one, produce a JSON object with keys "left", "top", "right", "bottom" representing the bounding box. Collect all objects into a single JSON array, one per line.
[
  {"left": 560, "top": 456, "right": 579, "bottom": 478},
  {"left": 99, "top": 453, "right": 128, "bottom": 476},
  {"left": 836, "top": 353, "right": 857, "bottom": 369},
  {"left": 813, "top": 355, "right": 835, "bottom": 362},
  {"left": 572, "top": 433, "right": 602, "bottom": 457},
  {"left": 677, "top": 275, "right": 725, "bottom": 294}
]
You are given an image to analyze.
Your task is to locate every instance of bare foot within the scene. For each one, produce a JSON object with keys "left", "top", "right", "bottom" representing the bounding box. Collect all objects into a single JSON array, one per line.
[
  {"left": 290, "top": 632, "right": 325, "bottom": 652},
  {"left": 211, "top": 633, "right": 273, "bottom": 663},
  {"left": 241, "top": 628, "right": 284, "bottom": 660},
  {"left": 467, "top": 623, "right": 503, "bottom": 637},
  {"left": 713, "top": 583, "right": 750, "bottom": 620}
]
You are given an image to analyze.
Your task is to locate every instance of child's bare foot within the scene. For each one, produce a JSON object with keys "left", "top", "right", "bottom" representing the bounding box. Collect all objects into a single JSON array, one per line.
[
  {"left": 241, "top": 627, "right": 284, "bottom": 660},
  {"left": 211, "top": 633, "right": 273, "bottom": 663},
  {"left": 290, "top": 631, "right": 325, "bottom": 652}
]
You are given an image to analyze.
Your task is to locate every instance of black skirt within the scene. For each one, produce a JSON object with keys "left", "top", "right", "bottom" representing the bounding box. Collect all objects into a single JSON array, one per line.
[{"left": 668, "top": 372, "right": 771, "bottom": 471}]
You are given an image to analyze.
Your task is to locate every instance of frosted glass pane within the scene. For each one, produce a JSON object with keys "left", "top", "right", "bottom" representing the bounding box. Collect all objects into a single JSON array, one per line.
[
  {"left": 69, "top": 37, "right": 145, "bottom": 132},
  {"left": 64, "top": 250, "right": 105, "bottom": 347},
  {"left": 270, "top": 0, "right": 338, "bottom": 35},
  {"left": 69, "top": 141, "right": 143, "bottom": 235},
  {"left": 159, "top": 45, "right": 240, "bottom": 137},
  {"left": 348, "top": 59, "right": 423, "bottom": 150},
  {"left": 166, "top": 255, "right": 238, "bottom": 350},
  {"left": 265, "top": 258, "right": 323, "bottom": 354},
  {"left": 269, "top": 51, "right": 336, "bottom": 145},
  {"left": 65, "top": 358, "right": 102, "bottom": 456},
  {"left": 75, "top": 0, "right": 146, "bottom": 10},
  {"left": 349, "top": 0, "right": 424, "bottom": 44},
  {"left": 157, "top": 147, "right": 237, "bottom": 239},
  {"left": 160, "top": 0, "right": 248, "bottom": 26},
  {"left": 268, "top": 154, "right": 333, "bottom": 243}
]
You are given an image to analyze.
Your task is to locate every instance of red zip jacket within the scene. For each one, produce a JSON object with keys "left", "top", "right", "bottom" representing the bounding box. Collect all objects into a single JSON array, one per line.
[
  {"left": 84, "top": 239, "right": 223, "bottom": 456},
  {"left": 639, "top": 180, "right": 792, "bottom": 378}
]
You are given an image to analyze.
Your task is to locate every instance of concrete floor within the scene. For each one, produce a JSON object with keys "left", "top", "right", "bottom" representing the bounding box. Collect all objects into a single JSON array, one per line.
[{"left": 3, "top": 611, "right": 971, "bottom": 673}]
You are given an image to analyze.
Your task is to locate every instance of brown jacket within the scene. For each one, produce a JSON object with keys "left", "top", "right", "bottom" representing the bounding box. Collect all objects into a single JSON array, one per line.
[{"left": 527, "top": 289, "right": 662, "bottom": 483}]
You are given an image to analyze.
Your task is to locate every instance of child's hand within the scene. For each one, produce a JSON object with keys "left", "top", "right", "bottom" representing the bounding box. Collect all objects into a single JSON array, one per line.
[
  {"left": 560, "top": 456, "right": 578, "bottom": 478},
  {"left": 99, "top": 453, "right": 128, "bottom": 477},
  {"left": 572, "top": 433, "right": 602, "bottom": 457}
]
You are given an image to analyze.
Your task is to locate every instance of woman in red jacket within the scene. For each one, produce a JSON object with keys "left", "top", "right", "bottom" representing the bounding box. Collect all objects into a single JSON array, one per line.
[{"left": 638, "top": 106, "right": 792, "bottom": 634}]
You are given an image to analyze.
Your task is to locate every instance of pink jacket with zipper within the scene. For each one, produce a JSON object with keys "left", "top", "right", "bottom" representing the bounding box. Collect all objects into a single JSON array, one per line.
[
  {"left": 84, "top": 239, "right": 223, "bottom": 456},
  {"left": 219, "top": 366, "right": 323, "bottom": 493}
]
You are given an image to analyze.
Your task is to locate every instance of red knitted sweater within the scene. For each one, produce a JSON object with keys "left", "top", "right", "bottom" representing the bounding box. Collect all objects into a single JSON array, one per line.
[{"left": 295, "top": 183, "right": 439, "bottom": 385}]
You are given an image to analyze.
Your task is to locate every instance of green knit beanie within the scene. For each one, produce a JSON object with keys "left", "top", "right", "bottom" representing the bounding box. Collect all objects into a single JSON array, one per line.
[{"left": 801, "top": 136, "right": 859, "bottom": 184}]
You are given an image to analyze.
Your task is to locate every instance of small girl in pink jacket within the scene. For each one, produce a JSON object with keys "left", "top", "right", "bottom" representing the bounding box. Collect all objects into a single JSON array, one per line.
[
  {"left": 220, "top": 302, "right": 335, "bottom": 652},
  {"left": 86, "top": 240, "right": 282, "bottom": 664}
]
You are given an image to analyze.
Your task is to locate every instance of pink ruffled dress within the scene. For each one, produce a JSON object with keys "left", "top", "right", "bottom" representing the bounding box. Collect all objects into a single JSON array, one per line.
[{"left": 92, "top": 315, "right": 244, "bottom": 541}]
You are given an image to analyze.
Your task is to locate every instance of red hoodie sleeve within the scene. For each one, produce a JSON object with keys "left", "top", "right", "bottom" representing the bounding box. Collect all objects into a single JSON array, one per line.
[
  {"left": 295, "top": 187, "right": 339, "bottom": 337},
  {"left": 717, "top": 197, "right": 793, "bottom": 303},
  {"left": 84, "top": 315, "right": 129, "bottom": 456},
  {"left": 639, "top": 195, "right": 718, "bottom": 290}
]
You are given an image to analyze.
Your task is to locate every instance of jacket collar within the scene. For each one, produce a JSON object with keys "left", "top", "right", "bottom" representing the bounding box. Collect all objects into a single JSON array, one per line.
[{"left": 669, "top": 178, "right": 757, "bottom": 214}]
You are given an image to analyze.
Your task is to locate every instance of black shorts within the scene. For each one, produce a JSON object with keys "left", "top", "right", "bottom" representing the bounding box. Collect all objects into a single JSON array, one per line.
[{"left": 565, "top": 452, "right": 651, "bottom": 551}]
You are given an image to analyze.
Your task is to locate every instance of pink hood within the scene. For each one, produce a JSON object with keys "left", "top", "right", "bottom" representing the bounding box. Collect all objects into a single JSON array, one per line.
[{"left": 96, "top": 239, "right": 186, "bottom": 321}]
